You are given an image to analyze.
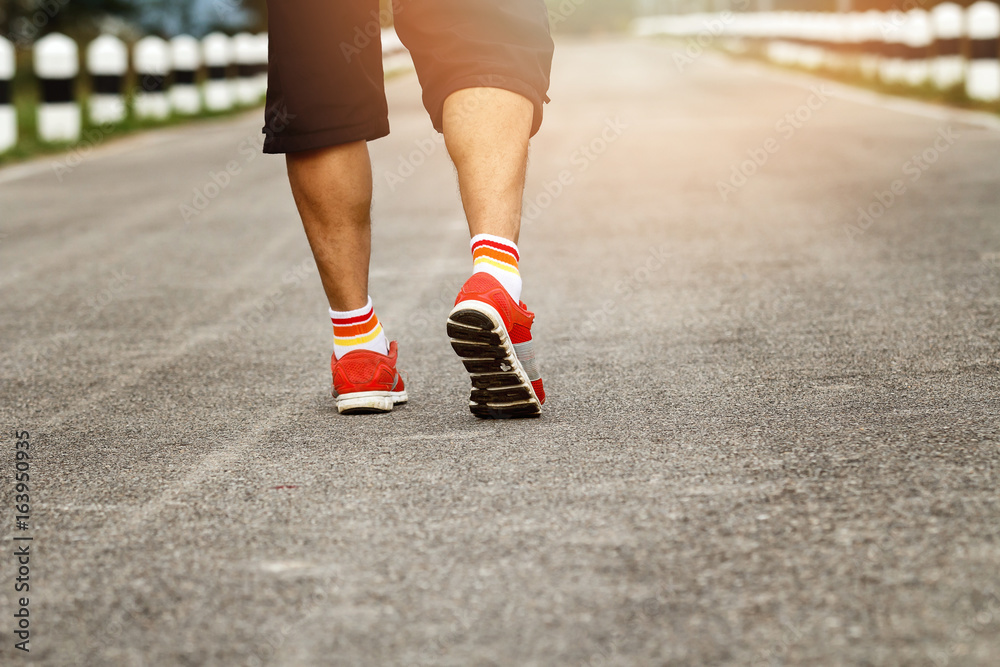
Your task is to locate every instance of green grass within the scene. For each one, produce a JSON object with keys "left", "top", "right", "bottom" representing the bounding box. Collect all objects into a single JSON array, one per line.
[
  {"left": 0, "top": 46, "right": 417, "bottom": 166},
  {"left": 2, "top": 94, "right": 263, "bottom": 167},
  {"left": 1, "top": 52, "right": 264, "bottom": 166}
]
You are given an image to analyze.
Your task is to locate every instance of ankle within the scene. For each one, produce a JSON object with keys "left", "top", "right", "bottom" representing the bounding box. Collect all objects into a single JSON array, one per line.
[
  {"left": 330, "top": 297, "right": 389, "bottom": 359},
  {"left": 470, "top": 234, "right": 522, "bottom": 303}
]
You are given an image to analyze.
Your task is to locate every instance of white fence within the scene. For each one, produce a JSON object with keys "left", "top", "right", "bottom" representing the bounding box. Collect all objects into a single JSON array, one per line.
[
  {"left": 0, "top": 30, "right": 412, "bottom": 153},
  {"left": 634, "top": 1, "right": 1000, "bottom": 102}
]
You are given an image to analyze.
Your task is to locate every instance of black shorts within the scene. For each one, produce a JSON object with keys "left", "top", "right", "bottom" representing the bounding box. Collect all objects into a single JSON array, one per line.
[{"left": 262, "top": 0, "right": 554, "bottom": 154}]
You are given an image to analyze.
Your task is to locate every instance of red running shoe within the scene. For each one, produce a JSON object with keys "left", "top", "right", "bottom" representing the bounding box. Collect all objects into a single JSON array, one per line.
[
  {"left": 447, "top": 273, "right": 545, "bottom": 418},
  {"left": 331, "top": 340, "right": 407, "bottom": 414}
]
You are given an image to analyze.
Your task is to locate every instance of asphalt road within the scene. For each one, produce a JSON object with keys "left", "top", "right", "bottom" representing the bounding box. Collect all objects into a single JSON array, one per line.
[{"left": 1, "top": 39, "right": 999, "bottom": 666}]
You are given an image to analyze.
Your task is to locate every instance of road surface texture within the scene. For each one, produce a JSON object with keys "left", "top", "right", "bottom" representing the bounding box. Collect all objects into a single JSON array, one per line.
[{"left": 2, "top": 39, "right": 999, "bottom": 666}]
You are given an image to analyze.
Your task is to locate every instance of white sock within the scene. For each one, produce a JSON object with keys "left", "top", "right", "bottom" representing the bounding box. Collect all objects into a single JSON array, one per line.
[
  {"left": 329, "top": 297, "right": 389, "bottom": 360},
  {"left": 470, "top": 233, "right": 522, "bottom": 302}
]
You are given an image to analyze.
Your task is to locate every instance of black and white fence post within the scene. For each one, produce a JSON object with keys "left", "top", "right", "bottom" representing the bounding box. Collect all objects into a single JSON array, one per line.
[
  {"left": 843, "top": 12, "right": 867, "bottom": 76},
  {"left": 34, "top": 33, "right": 81, "bottom": 143},
  {"left": 879, "top": 10, "right": 907, "bottom": 85},
  {"left": 931, "top": 3, "right": 966, "bottom": 90},
  {"left": 855, "top": 10, "right": 886, "bottom": 81},
  {"left": 134, "top": 36, "right": 171, "bottom": 120},
  {"left": 0, "top": 36, "right": 15, "bottom": 153},
  {"left": 823, "top": 12, "right": 853, "bottom": 72},
  {"left": 806, "top": 13, "right": 828, "bottom": 70},
  {"left": 632, "top": 6, "right": 1000, "bottom": 99},
  {"left": 966, "top": 0, "right": 1000, "bottom": 101},
  {"left": 900, "top": 9, "right": 932, "bottom": 87},
  {"left": 86, "top": 34, "right": 127, "bottom": 125},
  {"left": 233, "top": 32, "right": 258, "bottom": 105},
  {"left": 764, "top": 14, "right": 796, "bottom": 67},
  {"left": 203, "top": 32, "right": 233, "bottom": 111},
  {"left": 170, "top": 35, "right": 201, "bottom": 115},
  {"left": 254, "top": 33, "right": 269, "bottom": 99},
  {"left": 793, "top": 13, "right": 824, "bottom": 70}
]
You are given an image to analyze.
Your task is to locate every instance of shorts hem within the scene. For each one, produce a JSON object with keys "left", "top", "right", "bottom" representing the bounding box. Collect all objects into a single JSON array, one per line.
[
  {"left": 428, "top": 74, "right": 549, "bottom": 138},
  {"left": 263, "top": 119, "right": 391, "bottom": 154}
]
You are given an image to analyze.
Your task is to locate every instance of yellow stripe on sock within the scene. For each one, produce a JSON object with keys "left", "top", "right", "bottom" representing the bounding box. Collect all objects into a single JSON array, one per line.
[
  {"left": 474, "top": 256, "right": 520, "bottom": 274},
  {"left": 336, "top": 323, "right": 383, "bottom": 345}
]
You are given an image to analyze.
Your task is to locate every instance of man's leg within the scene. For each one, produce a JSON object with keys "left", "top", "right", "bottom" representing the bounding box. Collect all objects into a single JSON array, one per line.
[
  {"left": 285, "top": 141, "right": 372, "bottom": 313},
  {"left": 443, "top": 86, "right": 533, "bottom": 304},
  {"left": 443, "top": 86, "right": 546, "bottom": 418},
  {"left": 285, "top": 141, "right": 403, "bottom": 414},
  {"left": 442, "top": 87, "right": 534, "bottom": 244},
  {"left": 265, "top": 0, "right": 403, "bottom": 414}
]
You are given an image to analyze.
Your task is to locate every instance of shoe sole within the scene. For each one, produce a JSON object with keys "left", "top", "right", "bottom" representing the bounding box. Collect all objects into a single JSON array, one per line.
[
  {"left": 336, "top": 390, "right": 408, "bottom": 415},
  {"left": 447, "top": 300, "right": 542, "bottom": 419}
]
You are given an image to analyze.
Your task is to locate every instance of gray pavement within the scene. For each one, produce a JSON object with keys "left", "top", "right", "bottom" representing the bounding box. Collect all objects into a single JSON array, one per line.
[{"left": 1, "top": 38, "right": 999, "bottom": 666}]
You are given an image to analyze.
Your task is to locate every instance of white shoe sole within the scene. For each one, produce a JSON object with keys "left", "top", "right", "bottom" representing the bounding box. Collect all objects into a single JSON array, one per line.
[
  {"left": 335, "top": 390, "right": 408, "bottom": 415},
  {"left": 447, "top": 300, "right": 542, "bottom": 419}
]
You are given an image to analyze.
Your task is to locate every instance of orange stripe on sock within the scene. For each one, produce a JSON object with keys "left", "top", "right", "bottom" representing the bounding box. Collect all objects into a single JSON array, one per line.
[
  {"left": 471, "top": 239, "right": 520, "bottom": 261},
  {"left": 336, "top": 323, "right": 383, "bottom": 345},
  {"left": 334, "top": 313, "right": 380, "bottom": 339},
  {"left": 473, "top": 246, "right": 519, "bottom": 269}
]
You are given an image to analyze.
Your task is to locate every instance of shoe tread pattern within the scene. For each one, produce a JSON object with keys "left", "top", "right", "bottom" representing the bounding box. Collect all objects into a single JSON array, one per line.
[{"left": 448, "top": 308, "right": 541, "bottom": 419}]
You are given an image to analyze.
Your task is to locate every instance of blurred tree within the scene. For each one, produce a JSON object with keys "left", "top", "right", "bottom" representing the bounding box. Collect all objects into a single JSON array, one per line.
[
  {"left": 237, "top": 0, "right": 267, "bottom": 32},
  {"left": 132, "top": 0, "right": 199, "bottom": 36},
  {"left": 2, "top": 0, "right": 136, "bottom": 43},
  {"left": 214, "top": 0, "right": 392, "bottom": 33}
]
